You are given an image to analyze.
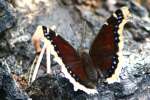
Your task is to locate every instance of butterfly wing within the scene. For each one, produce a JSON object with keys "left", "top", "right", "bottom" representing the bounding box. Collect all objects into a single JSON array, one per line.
[
  {"left": 42, "top": 26, "right": 98, "bottom": 94},
  {"left": 89, "top": 7, "right": 130, "bottom": 83}
]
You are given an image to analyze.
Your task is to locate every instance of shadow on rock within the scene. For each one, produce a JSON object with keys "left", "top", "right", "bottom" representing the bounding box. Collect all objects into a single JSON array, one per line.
[{"left": 26, "top": 74, "right": 88, "bottom": 100}]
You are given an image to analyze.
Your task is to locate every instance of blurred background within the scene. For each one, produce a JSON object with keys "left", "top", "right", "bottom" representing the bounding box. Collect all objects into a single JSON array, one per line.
[{"left": 0, "top": 0, "right": 150, "bottom": 100}]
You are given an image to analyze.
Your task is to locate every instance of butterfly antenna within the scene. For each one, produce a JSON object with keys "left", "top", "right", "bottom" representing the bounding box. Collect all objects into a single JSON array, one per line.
[
  {"left": 69, "top": 22, "right": 87, "bottom": 53},
  {"left": 80, "top": 21, "right": 87, "bottom": 52}
]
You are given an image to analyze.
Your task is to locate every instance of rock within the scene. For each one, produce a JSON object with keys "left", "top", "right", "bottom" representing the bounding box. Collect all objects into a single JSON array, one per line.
[
  {"left": 144, "top": 0, "right": 150, "bottom": 13},
  {"left": 26, "top": 74, "right": 150, "bottom": 100},
  {"left": 76, "top": 5, "right": 106, "bottom": 35},
  {"left": 0, "top": 38, "right": 10, "bottom": 57},
  {"left": 0, "top": 0, "right": 15, "bottom": 34},
  {"left": 0, "top": 0, "right": 16, "bottom": 57},
  {"left": 26, "top": 74, "right": 88, "bottom": 100},
  {"left": 120, "top": 75, "right": 150, "bottom": 100},
  {"left": 0, "top": 0, "right": 150, "bottom": 100},
  {"left": 128, "top": 1, "right": 149, "bottom": 18},
  {"left": 0, "top": 62, "right": 29, "bottom": 100},
  {"left": 61, "top": 0, "right": 74, "bottom": 5},
  {"left": 121, "top": 79, "right": 138, "bottom": 96}
]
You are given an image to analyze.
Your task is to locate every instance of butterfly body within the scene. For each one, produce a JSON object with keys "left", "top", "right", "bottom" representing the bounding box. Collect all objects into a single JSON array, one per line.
[{"left": 40, "top": 7, "right": 131, "bottom": 94}]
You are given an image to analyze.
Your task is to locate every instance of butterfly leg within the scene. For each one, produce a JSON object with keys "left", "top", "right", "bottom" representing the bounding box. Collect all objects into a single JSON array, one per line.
[
  {"left": 28, "top": 56, "right": 37, "bottom": 85},
  {"left": 31, "top": 43, "right": 47, "bottom": 82},
  {"left": 29, "top": 39, "right": 52, "bottom": 84},
  {"left": 97, "top": 69, "right": 107, "bottom": 85}
]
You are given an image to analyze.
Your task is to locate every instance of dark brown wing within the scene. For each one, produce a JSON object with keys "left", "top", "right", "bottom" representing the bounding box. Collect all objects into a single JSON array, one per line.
[
  {"left": 42, "top": 26, "right": 97, "bottom": 90},
  {"left": 89, "top": 8, "right": 128, "bottom": 79}
]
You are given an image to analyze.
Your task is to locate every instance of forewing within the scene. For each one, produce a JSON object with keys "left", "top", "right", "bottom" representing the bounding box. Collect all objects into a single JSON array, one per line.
[
  {"left": 89, "top": 9, "right": 126, "bottom": 79},
  {"left": 42, "top": 26, "right": 97, "bottom": 90}
]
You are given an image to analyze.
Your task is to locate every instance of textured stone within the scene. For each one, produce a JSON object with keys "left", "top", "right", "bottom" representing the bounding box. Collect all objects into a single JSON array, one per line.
[
  {"left": 129, "top": 1, "right": 149, "bottom": 18},
  {"left": 0, "top": 0, "right": 15, "bottom": 33},
  {"left": 26, "top": 74, "right": 88, "bottom": 100},
  {"left": 0, "top": 0, "right": 150, "bottom": 100},
  {"left": 0, "top": 62, "right": 29, "bottom": 100}
]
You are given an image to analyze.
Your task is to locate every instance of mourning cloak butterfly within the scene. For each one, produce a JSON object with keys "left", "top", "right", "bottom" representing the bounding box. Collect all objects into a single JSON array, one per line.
[{"left": 42, "top": 7, "right": 131, "bottom": 94}]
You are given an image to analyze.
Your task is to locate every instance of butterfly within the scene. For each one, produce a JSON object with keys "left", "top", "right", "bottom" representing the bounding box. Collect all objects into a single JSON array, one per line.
[{"left": 38, "top": 7, "right": 131, "bottom": 94}]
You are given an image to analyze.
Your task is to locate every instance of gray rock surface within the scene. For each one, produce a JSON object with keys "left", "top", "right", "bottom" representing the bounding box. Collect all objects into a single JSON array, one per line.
[
  {"left": 0, "top": 62, "right": 28, "bottom": 100},
  {"left": 0, "top": 0, "right": 15, "bottom": 33},
  {"left": 0, "top": 0, "right": 150, "bottom": 100}
]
